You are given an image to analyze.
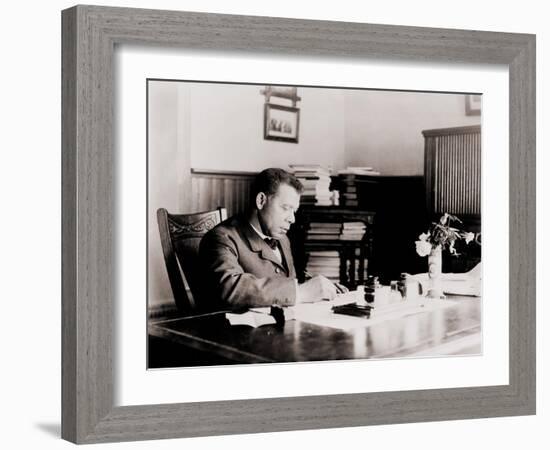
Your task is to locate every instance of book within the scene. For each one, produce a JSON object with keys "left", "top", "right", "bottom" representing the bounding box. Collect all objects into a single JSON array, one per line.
[
  {"left": 309, "top": 265, "right": 340, "bottom": 274},
  {"left": 340, "top": 235, "right": 365, "bottom": 241},
  {"left": 226, "top": 307, "right": 296, "bottom": 327},
  {"left": 289, "top": 164, "right": 330, "bottom": 171},
  {"left": 307, "top": 230, "right": 341, "bottom": 235},
  {"left": 338, "top": 167, "right": 380, "bottom": 176},
  {"left": 342, "top": 222, "right": 366, "bottom": 229},
  {"left": 308, "top": 250, "right": 339, "bottom": 257},
  {"left": 307, "top": 269, "right": 340, "bottom": 277},
  {"left": 300, "top": 178, "right": 331, "bottom": 186},
  {"left": 307, "top": 234, "right": 340, "bottom": 240},
  {"left": 309, "top": 222, "right": 342, "bottom": 229},
  {"left": 290, "top": 165, "right": 331, "bottom": 176},
  {"left": 307, "top": 264, "right": 341, "bottom": 271},
  {"left": 303, "top": 188, "right": 332, "bottom": 195},
  {"left": 225, "top": 311, "right": 276, "bottom": 327}
]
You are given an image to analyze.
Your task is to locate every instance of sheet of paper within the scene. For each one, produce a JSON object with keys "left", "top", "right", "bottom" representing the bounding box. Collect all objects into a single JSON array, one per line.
[
  {"left": 226, "top": 311, "right": 276, "bottom": 327},
  {"left": 247, "top": 291, "right": 461, "bottom": 331},
  {"left": 412, "top": 274, "right": 481, "bottom": 297},
  {"left": 411, "top": 263, "right": 482, "bottom": 297},
  {"left": 292, "top": 298, "right": 457, "bottom": 331}
]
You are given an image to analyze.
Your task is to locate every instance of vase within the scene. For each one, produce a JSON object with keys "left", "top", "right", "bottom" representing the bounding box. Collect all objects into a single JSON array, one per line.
[{"left": 427, "top": 246, "right": 446, "bottom": 299}]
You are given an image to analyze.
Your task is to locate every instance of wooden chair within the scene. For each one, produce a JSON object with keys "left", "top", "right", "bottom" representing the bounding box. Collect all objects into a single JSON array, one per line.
[{"left": 157, "top": 207, "right": 227, "bottom": 314}]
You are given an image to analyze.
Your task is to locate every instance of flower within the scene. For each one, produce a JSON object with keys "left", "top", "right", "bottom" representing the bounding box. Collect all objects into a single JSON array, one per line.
[
  {"left": 415, "top": 213, "right": 476, "bottom": 257},
  {"left": 449, "top": 241, "right": 457, "bottom": 255},
  {"left": 463, "top": 232, "right": 475, "bottom": 244},
  {"left": 415, "top": 240, "right": 432, "bottom": 257}
]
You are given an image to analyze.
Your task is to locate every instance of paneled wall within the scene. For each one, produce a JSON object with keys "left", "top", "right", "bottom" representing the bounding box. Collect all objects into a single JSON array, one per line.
[
  {"left": 190, "top": 169, "right": 257, "bottom": 217},
  {"left": 423, "top": 125, "right": 481, "bottom": 217}
]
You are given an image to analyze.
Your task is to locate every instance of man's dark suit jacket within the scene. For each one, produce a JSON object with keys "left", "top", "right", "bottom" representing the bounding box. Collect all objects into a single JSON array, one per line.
[{"left": 199, "top": 214, "right": 297, "bottom": 309}]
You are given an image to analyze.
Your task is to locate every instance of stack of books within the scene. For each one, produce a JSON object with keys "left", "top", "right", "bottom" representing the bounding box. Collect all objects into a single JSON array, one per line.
[
  {"left": 340, "top": 222, "right": 366, "bottom": 240},
  {"left": 339, "top": 175, "right": 359, "bottom": 207},
  {"left": 337, "top": 166, "right": 380, "bottom": 207},
  {"left": 289, "top": 164, "right": 332, "bottom": 206},
  {"left": 306, "top": 250, "right": 341, "bottom": 283},
  {"left": 337, "top": 166, "right": 381, "bottom": 176},
  {"left": 306, "top": 221, "right": 342, "bottom": 240}
]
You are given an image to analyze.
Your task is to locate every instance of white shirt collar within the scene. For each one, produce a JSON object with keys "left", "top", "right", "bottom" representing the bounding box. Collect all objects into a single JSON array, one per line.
[
  {"left": 249, "top": 222, "right": 282, "bottom": 262},
  {"left": 249, "top": 222, "right": 270, "bottom": 240}
]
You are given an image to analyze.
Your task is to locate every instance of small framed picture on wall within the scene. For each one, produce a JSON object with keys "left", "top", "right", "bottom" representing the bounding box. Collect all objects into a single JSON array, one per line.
[{"left": 264, "top": 103, "right": 300, "bottom": 143}]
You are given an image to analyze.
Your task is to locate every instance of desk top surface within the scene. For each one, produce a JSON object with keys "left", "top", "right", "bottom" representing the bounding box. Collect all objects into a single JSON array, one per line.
[{"left": 149, "top": 295, "right": 481, "bottom": 365}]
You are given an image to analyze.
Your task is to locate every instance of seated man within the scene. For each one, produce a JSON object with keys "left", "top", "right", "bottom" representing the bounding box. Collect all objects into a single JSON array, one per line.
[{"left": 199, "top": 168, "right": 340, "bottom": 310}]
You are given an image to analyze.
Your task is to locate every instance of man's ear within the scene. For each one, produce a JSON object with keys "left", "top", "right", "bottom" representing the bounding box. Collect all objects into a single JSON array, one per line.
[{"left": 255, "top": 192, "right": 267, "bottom": 210}]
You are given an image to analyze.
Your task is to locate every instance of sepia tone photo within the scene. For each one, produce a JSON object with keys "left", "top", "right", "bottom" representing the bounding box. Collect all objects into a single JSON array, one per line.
[{"left": 147, "top": 80, "right": 482, "bottom": 369}]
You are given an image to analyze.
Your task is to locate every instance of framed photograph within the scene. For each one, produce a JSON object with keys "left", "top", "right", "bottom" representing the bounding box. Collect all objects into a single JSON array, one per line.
[
  {"left": 147, "top": 80, "right": 483, "bottom": 370},
  {"left": 62, "top": 5, "right": 535, "bottom": 444},
  {"left": 264, "top": 103, "right": 300, "bottom": 142}
]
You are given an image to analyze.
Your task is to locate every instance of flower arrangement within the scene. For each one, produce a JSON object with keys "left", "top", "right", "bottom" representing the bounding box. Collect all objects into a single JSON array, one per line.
[{"left": 415, "top": 213, "right": 475, "bottom": 257}]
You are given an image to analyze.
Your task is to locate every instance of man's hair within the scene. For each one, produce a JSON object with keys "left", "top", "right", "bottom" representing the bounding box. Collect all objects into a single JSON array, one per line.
[{"left": 250, "top": 168, "right": 303, "bottom": 203}]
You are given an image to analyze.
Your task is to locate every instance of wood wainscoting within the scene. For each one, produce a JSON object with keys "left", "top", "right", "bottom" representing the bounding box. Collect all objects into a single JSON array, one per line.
[
  {"left": 423, "top": 125, "right": 481, "bottom": 217},
  {"left": 423, "top": 125, "right": 482, "bottom": 273},
  {"left": 190, "top": 169, "right": 257, "bottom": 217}
]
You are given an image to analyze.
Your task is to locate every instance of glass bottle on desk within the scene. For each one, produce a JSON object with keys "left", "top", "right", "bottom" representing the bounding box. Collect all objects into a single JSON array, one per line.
[
  {"left": 364, "top": 275, "right": 380, "bottom": 304},
  {"left": 397, "top": 273, "right": 424, "bottom": 301},
  {"left": 390, "top": 280, "right": 403, "bottom": 302}
]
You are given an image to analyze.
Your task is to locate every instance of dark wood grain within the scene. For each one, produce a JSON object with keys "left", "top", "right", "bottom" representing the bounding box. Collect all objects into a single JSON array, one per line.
[
  {"left": 149, "top": 297, "right": 481, "bottom": 365},
  {"left": 190, "top": 170, "right": 255, "bottom": 217},
  {"left": 156, "top": 207, "right": 226, "bottom": 313},
  {"left": 424, "top": 125, "right": 481, "bottom": 216},
  {"left": 62, "top": 5, "right": 536, "bottom": 444}
]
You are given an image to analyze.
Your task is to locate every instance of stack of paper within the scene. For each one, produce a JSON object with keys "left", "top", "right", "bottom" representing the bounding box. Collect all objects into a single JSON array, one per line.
[
  {"left": 306, "top": 250, "right": 341, "bottom": 283},
  {"left": 340, "top": 221, "right": 366, "bottom": 240},
  {"left": 412, "top": 262, "right": 482, "bottom": 297},
  {"left": 289, "top": 164, "right": 333, "bottom": 206}
]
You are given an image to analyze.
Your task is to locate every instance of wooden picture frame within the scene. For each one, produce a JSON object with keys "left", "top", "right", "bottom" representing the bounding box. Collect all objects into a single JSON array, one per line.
[
  {"left": 62, "top": 5, "right": 536, "bottom": 444},
  {"left": 264, "top": 103, "right": 300, "bottom": 143}
]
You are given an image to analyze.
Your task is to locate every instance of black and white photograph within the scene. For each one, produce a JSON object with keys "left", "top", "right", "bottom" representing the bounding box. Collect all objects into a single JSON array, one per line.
[
  {"left": 264, "top": 103, "right": 300, "bottom": 142},
  {"left": 147, "top": 80, "right": 483, "bottom": 369},
  {"left": 4, "top": 0, "right": 544, "bottom": 448}
]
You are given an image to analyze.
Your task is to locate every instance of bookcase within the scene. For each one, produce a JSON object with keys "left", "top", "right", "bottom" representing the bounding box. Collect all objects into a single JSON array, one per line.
[{"left": 290, "top": 206, "right": 375, "bottom": 289}]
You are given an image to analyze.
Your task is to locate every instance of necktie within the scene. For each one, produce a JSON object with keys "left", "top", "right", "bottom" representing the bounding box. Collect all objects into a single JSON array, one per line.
[{"left": 264, "top": 237, "right": 278, "bottom": 250}]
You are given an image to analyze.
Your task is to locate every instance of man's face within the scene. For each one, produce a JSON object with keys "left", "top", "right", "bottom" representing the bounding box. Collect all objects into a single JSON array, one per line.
[{"left": 257, "top": 183, "right": 301, "bottom": 238}]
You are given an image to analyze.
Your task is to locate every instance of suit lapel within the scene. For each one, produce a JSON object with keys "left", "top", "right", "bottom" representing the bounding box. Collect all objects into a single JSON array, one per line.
[
  {"left": 260, "top": 248, "right": 285, "bottom": 269},
  {"left": 278, "top": 237, "right": 295, "bottom": 276}
]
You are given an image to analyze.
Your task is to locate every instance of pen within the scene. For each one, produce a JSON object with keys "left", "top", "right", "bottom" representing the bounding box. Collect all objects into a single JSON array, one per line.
[{"left": 304, "top": 270, "right": 347, "bottom": 294}]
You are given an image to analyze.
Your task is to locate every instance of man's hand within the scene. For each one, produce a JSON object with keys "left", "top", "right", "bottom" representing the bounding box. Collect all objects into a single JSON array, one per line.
[
  {"left": 334, "top": 282, "right": 349, "bottom": 294},
  {"left": 297, "top": 275, "right": 338, "bottom": 303}
]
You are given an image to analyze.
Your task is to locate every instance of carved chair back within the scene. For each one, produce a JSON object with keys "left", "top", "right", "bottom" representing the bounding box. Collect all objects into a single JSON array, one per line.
[{"left": 157, "top": 207, "right": 227, "bottom": 314}]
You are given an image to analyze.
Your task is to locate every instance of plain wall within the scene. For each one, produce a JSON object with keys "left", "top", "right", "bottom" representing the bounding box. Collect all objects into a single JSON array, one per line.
[
  {"left": 148, "top": 81, "right": 192, "bottom": 306},
  {"left": 344, "top": 90, "right": 482, "bottom": 175},
  {"left": 148, "top": 81, "right": 179, "bottom": 210},
  {"left": 183, "top": 82, "right": 480, "bottom": 175},
  {"left": 188, "top": 82, "right": 347, "bottom": 171}
]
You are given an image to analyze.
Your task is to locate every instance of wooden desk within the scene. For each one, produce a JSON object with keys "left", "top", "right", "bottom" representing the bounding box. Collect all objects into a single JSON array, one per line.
[{"left": 148, "top": 296, "right": 481, "bottom": 367}]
